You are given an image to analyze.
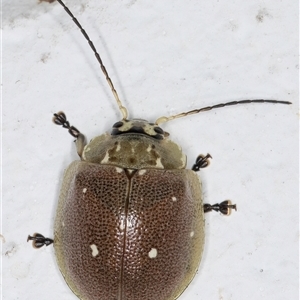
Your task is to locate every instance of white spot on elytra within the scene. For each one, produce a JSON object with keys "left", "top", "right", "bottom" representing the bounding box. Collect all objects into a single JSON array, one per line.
[
  {"left": 83, "top": 188, "right": 87, "bottom": 193},
  {"left": 119, "top": 220, "right": 125, "bottom": 231},
  {"left": 148, "top": 248, "right": 158, "bottom": 259},
  {"left": 138, "top": 170, "right": 146, "bottom": 176},
  {"left": 190, "top": 231, "right": 194, "bottom": 238},
  {"left": 90, "top": 244, "right": 99, "bottom": 257},
  {"left": 115, "top": 167, "right": 123, "bottom": 173},
  {"left": 172, "top": 196, "right": 177, "bottom": 201}
]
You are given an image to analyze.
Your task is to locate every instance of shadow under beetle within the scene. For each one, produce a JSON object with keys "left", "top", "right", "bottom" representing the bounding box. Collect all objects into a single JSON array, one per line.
[{"left": 28, "top": 0, "right": 291, "bottom": 299}]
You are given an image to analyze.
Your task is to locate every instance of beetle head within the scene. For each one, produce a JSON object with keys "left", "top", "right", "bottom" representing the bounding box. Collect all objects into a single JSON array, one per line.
[{"left": 111, "top": 119, "right": 167, "bottom": 140}]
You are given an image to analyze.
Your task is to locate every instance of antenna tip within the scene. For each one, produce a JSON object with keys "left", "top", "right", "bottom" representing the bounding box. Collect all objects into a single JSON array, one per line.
[{"left": 276, "top": 100, "right": 292, "bottom": 105}]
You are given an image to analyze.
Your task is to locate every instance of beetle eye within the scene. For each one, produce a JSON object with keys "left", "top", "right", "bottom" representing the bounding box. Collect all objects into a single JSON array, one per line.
[
  {"left": 113, "top": 121, "right": 123, "bottom": 128},
  {"left": 154, "top": 126, "right": 164, "bottom": 134}
]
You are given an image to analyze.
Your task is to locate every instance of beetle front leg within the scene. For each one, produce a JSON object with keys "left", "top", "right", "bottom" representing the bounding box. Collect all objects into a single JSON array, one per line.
[
  {"left": 53, "top": 111, "right": 86, "bottom": 158},
  {"left": 192, "top": 153, "right": 212, "bottom": 171},
  {"left": 203, "top": 200, "right": 237, "bottom": 215},
  {"left": 27, "top": 233, "right": 54, "bottom": 248}
]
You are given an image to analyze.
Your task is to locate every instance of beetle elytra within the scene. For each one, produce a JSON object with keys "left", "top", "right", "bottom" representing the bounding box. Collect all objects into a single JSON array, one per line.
[{"left": 28, "top": 1, "right": 291, "bottom": 299}]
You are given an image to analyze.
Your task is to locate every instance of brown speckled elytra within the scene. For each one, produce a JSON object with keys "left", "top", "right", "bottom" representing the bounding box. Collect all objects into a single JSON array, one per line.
[{"left": 27, "top": 0, "right": 291, "bottom": 299}]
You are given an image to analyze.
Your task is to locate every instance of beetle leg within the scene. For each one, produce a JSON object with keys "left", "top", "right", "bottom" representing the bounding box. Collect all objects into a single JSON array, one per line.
[
  {"left": 53, "top": 111, "right": 87, "bottom": 158},
  {"left": 192, "top": 153, "right": 212, "bottom": 171},
  {"left": 203, "top": 200, "right": 237, "bottom": 215},
  {"left": 27, "top": 233, "right": 53, "bottom": 249},
  {"left": 27, "top": 233, "right": 54, "bottom": 248}
]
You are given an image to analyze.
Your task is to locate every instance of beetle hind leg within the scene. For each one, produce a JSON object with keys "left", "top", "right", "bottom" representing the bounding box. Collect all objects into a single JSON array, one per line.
[
  {"left": 53, "top": 111, "right": 86, "bottom": 158},
  {"left": 203, "top": 200, "right": 237, "bottom": 215},
  {"left": 192, "top": 153, "right": 212, "bottom": 171},
  {"left": 27, "top": 233, "right": 54, "bottom": 248}
]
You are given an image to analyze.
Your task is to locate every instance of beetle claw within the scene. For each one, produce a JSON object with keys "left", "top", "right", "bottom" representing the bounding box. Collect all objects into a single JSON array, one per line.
[
  {"left": 192, "top": 153, "right": 212, "bottom": 172},
  {"left": 27, "top": 233, "right": 54, "bottom": 248},
  {"left": 203, "top": 200, "right": 237, "bottom": 215}
]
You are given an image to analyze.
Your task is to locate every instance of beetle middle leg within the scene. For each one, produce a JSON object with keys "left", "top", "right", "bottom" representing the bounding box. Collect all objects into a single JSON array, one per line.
[
  {"left": 203, "top": 200, "right": 237, "bottom": 215},
  {"left": 53, "top": 111, "right": 86, "bottom": 158},
  {"left": 27, "top": 233, "right": 53, "bottom": 248}
]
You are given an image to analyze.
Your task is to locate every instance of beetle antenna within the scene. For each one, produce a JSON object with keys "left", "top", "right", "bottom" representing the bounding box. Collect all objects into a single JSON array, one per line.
[
  {"left": 56, "top": 0, "right": 128, "bottom": 120},
  {"left": 155, "top": 99, "right": 292, "bottom": 125}
]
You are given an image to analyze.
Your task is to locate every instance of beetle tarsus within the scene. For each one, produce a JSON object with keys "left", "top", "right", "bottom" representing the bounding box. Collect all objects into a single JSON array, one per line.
[
  {"left": 203, "top": 200, "right": 237, "bottom": 215},
  {"left": 27, "top": 233, "right": 54, "bottom": 248},
  {"left": 53, "top": 111, "right": 81, "bottom": 138},
  {"left": 192, "top": 153, "right": 212, "bottom": 171}
]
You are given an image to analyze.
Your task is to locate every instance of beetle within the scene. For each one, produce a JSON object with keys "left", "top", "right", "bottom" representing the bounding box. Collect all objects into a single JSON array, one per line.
[{"left": 27, "top": 0, "right": 291, "bottom": 299}]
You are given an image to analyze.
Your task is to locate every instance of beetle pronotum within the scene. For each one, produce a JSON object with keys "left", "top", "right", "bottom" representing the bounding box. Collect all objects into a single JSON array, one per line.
[{"left": 28, "top": 1, "right": 292, "bottom": 300}]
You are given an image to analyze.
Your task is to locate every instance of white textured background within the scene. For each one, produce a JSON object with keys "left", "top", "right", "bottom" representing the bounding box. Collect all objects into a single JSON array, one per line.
[{"left": 2, "top": 0, "right": 298, "bottom": 300}]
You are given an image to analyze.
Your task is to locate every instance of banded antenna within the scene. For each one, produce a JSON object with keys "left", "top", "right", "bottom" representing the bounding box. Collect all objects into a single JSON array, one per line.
[
  {"left": 56, "top": 0, "right": 291, "bottom": 125},
  {"left": 56, "top": 0, "right": 128, "bottom": 120},
  {"left": 155, "top": 99, "right": 291, "bottom": 125}
]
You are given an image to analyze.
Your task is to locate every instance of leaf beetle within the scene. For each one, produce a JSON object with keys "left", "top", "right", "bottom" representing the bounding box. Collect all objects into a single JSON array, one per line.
[{"left": 28, "top": 1, "right": 292, "bottom": 299}]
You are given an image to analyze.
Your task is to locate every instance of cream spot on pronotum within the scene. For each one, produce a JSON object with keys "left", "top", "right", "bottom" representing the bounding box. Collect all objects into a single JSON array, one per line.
[
  {"left": 83, "top": 188, "right": 87, "bottom": 193},
  {"left": 62, "top": 221, "right": 65, "bottom": 227},
  {"left": 190, "top": 231, "right": 194, "bottom": 237},
  {"left": 115, "top": 167, "right": 123, "bottom": 173},
  {"left": 85, "top": 147, "right": 91, "bottom": 152},
  {"left": 90, "top": 244, "right": 99, "bottom": 257},
  {"left": 101, "top": 151, "right": 110, "bottom": 164},
  {"left": 116, "top": 143, "right": 121, "bottom": 151},
  {"left": 155, "top": 157, "right": 164, "bottom": 168},
  {"left": 172, "top": 196, "right": 177, "bottom": 201},
  {"left": 148, "top": 248, "right": 158, "bottom": 259},
  {"left": 138, "top": 170, "right": 146, "bottom": 176}
]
